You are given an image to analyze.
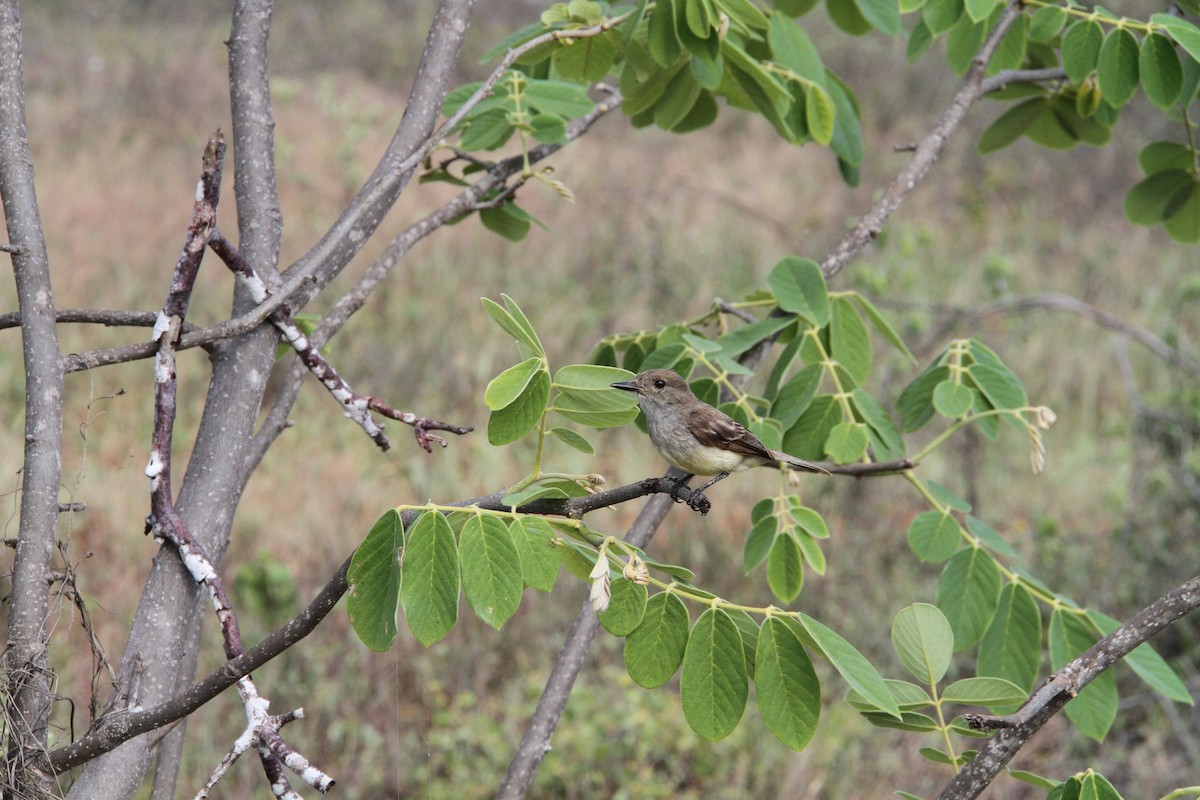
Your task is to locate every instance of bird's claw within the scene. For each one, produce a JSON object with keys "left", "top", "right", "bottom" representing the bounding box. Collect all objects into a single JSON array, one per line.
[{"left": 685, "top": 490, "right": 711, "bottom": 516}]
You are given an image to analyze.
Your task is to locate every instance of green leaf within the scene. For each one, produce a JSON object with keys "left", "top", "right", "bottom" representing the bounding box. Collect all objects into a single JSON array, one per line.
[
  {"left": 648, "top": 0, "right": 682, "bottom": 65},
  {"left": 501, "top": 483, "right": 570, "bottom": 507},
  {"left": 1124, "top": 169, "right": 1196, "bottom": 225},
  {"left": 488, "top": 369, "right": 551, "bottom": 445},
  {"left": 978, "top": 97, "right": 1047, "bottom": 154},
  {"left": 965, "top": 514, "right": 1018, "bottom": 558},
  {"left": 1088, "top": 610, "right": 1193, "bottom": 704},
  {"left": 767, "top": 257, "right": 830, "bottom": 326},
  {"left": 460, "top": 108, "right": 515, "bottom": 151},
  {"left": 1049, "top": 608, "right": 1118, "bottom": 740},
  {"left": 827, "top": 0, "right": 873, "bottom": 35},
  {"left": 1138, "top": 141, "right": 1194, "bottom": 175},
  {"left": 1078, "top": 771, "right": 1123, "bottom": 800},
  {"left": 1096, "top": 28, "right": 1140, "bottom": 108},
  {"left": 348, "top": 509, "right": 403, "bottom": 652},
  {"left": 767, "top": 534, "right": 804, "bottom": 603},
  {"left": 966, "top": 361, "right": 1027, "bottom": 411},
  {"left": 926, "top": 479, "right": 971, "bottom": 512},
  {"left": 830, "top": 296, "right": 872, "bottom": 385},
  {"left": 459, "top": 514, "right": 523, "bottom": 629},
  {"left": 962, "top": 0, "right": 994, "bottom": 24},
  {"left": 922, "top": 0, "right": 963, "bottom": 35},
  {"left": 907, "top": 511, "right": 963, "bottom": 563},
  {"left": 528, "top": 113, "right": 568, "bottom": 144},
  {"left": 654, "top": 66, "right": 704, "bottom": 129},
  {"left": 552, "top": 32, "right": 617, "bottom": 82},
  {"left": 1062, "top": 19, "right": 1104, "bottom": 83},
  {"left": 548, "top": 426, "right": 594, "bottom": 453},
  {"left": 1009, "top": 770, "right": 1058, "bottom": 790},
  {"left": 400, "top": 511, "right": 460, "bottom": 647},
  {"left": 1028, "top": 6, "right": 1067, "bottom": 43},
  {"left": 485, "top": 357, "right": 545, "bottom": 410},
  {"left": 1163, "top": 182, "right": 1200, "bottom": 244},
  {"left": 768, "top": 13, "right": 827, "bottom": 83},
  {"left": 804, "top": 84, "right": 837, "bottom": 146},
  {"left": 481, "top": 295, "right": 543, "bottom": 356},
  {"left": 524, "top": 79, "right": 596, "bottom": 117},
  {"left": 714, "top": 315, "right": 796, "bottom": 358},
  {"left": 681, "top": 608, "right": 749, "bottom": 741},
  {"left": 1152, "top": 14, "right": 1200, "bottom": 64},
  {"left": 933, "top": 379, "right": 974, "bottom": 417},
  {"left": 845, "top": 678, "right": 934, "bottom": 711},
  {"left": 850, "top": 293, "right": 916, "bottom": 363},
  {"left": 892, "top": 603, "right": 955, "bottom": 684},
  {"left": 480, "top": 202, "right": 535, "bottom": 241},
  {"left": 513, "top": 516, "right": 560, "bottom": 592},
  {"left": 852, "top": 0, "right": 901, "bottom": 35},
  {"left": 599, "top": 577, "right": 649, "bottom": 636},
  {"left": 714, "top": 0, "right": 771, "bottom": 31},
  {"left": 936, "top": 547, "right": 1002, "bottom": 651},
  {"left": 859, "top": 711, "right": 939, "bottom": 732},
  {"left": 625, "top": 591, "right": 690, "bottom": 688},
  {"left": 907, "top": 18, "right": 934, "bottom": 61},
  {"left": 744, "top": 514, "right": 778, "bottom": 573},
  {"left": 794, "top": 613, "right": 901, "bottom": 716},
  {"left": 946, "top": 15, "right": 986, "bottom": 75},
  {"left": 989, "top": 11, "right": 1029, "bottom": 73},
  {"left": 771, "top": 363, "right": 822, "bottom": 429},
  {"left": 755, "top": 618, "right": 821, "bottom": 750},
  {"left": 898, "top": 364, "right": 950, "bottom": 432},
  {"left": 824, "top": 421, "right": 869, "bottom": 464},
  {"left": 1139, "top": 33, "right": 1183, "bottom": 109},
  {"left": 850, "top": 389, "right": 906, "bottom": 459},
  {"left": 826, "top": 73, "right": 864, "bottom": 176},
  {"left": 783, "top": 394, "right": 840, "bottom": 461}
]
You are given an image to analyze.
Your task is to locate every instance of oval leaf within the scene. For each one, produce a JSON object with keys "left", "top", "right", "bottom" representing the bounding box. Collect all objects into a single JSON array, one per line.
[
  {"left": 625, "top": 591, "right": 691, "bottom": 688},
  {"left": 681, "top": 608, "right": 749, "bottom": 741},
  {"left": 755, "top": 617, "right": 821, "bottom": 750},
  {"left": 348, "top": 509, "right": 403, "bottom": 652},
  {"left": 400, "top": 511, "right": 460, "bottom": 647},
  {"left": 892, "top": 603, "right": 954, "bottom": 684},
  {"left": 459, "top": 514, "right": 523, "bottom": 629}
]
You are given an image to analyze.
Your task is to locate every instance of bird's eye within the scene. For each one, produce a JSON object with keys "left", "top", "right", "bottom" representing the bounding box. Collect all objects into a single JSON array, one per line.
[{"left": 653, "top": 379, "right": 666, "bottom": 389}]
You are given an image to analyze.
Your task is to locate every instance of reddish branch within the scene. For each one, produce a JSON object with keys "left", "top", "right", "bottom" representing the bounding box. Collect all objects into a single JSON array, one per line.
[
  {"left": 142, "top": 132, "right": 333, "bottom": 797},
  {"left": 207, "top": 230, "right": 472, "bottom": 452}
]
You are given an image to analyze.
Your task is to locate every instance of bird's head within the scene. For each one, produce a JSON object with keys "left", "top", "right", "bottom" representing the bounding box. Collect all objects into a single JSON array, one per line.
[{"left": 611, "top": 369, "right": 694, "bottom": 409}]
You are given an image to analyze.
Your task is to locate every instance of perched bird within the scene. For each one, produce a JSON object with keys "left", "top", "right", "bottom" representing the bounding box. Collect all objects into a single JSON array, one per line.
[{"left": 611, "top": 369, "right": 826, "bottom": 512}]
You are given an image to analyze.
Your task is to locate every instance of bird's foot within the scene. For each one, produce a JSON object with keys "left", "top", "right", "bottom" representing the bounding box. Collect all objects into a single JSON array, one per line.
[
  {"left": 668, "top": 477, "right": 692, "bottom": 504},
  {"left": 684, "top": 489, "right": 711, "bottom": 516}
]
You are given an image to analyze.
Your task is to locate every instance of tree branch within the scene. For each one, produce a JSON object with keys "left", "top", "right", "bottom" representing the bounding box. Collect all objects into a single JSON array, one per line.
[
  {"left": 820, "top": 0, "right": 1025, "bottom": 280},
  {"left": 0, "top": 0, "right": 66, "bottom": 792},
  {"left": 246, "top": 88, "right": 622, "bottom": 468},
  {"left": 937, "top": 573, "right": 1200, "bottom": 800}
]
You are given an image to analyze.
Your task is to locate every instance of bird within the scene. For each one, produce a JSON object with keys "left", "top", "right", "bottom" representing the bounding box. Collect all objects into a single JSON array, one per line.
[{"left": 611, "top": 369, "right": 826, "bottom": 513}]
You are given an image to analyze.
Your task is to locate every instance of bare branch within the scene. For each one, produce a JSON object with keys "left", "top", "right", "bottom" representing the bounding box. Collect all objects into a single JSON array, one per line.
[
  {"left": 938, "top": 574, "right": 1200, "bottom": 800},
  {"left": 1, "top": 0, "right": 67, "bottom": 791},
  {"left": 980, "top": 67, "right": 1067, "bottom": 94},
  {"left": 247, "top": 89, "right": 622, "bottom": 467},
  {"left": 44, "top": 558, "right": 351, "bottom": 775},
  {"left": 820, "top": 0, "right": 1025, "bottom": 280},
  {"left": 911, "top": 292, "right": 1200, "bottom": 383}
]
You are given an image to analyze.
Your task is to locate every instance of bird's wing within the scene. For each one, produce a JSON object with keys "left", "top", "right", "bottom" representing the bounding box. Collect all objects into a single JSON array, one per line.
[{"left": 688, "top": 407, "right": 774, "bottom": 461}]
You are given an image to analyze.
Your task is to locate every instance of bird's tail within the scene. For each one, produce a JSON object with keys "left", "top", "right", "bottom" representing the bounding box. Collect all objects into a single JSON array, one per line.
[{"left": 768, "top": 450, "right": 831, "bottom": 475}]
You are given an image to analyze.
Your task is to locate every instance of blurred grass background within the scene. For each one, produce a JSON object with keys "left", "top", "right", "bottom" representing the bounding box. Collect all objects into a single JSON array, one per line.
[{"left": 1, "top": 0, "right": 1198, "bottom": 797}]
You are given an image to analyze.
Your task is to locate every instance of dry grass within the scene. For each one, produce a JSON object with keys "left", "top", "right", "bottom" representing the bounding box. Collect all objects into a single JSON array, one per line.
[{"left": 1, "top": 2, "right": 1197, "bottom": 797}]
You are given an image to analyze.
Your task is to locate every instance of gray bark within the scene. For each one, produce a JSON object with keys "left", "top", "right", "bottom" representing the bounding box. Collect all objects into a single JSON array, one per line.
[{"left": 0, "top": 1, "right": 65, "bottom": 795}]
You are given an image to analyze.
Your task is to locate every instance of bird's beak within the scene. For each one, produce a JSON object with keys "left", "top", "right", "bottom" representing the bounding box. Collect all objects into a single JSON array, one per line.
[{"left": 610, "top": 381, "right": 639, "bottom": 393}]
